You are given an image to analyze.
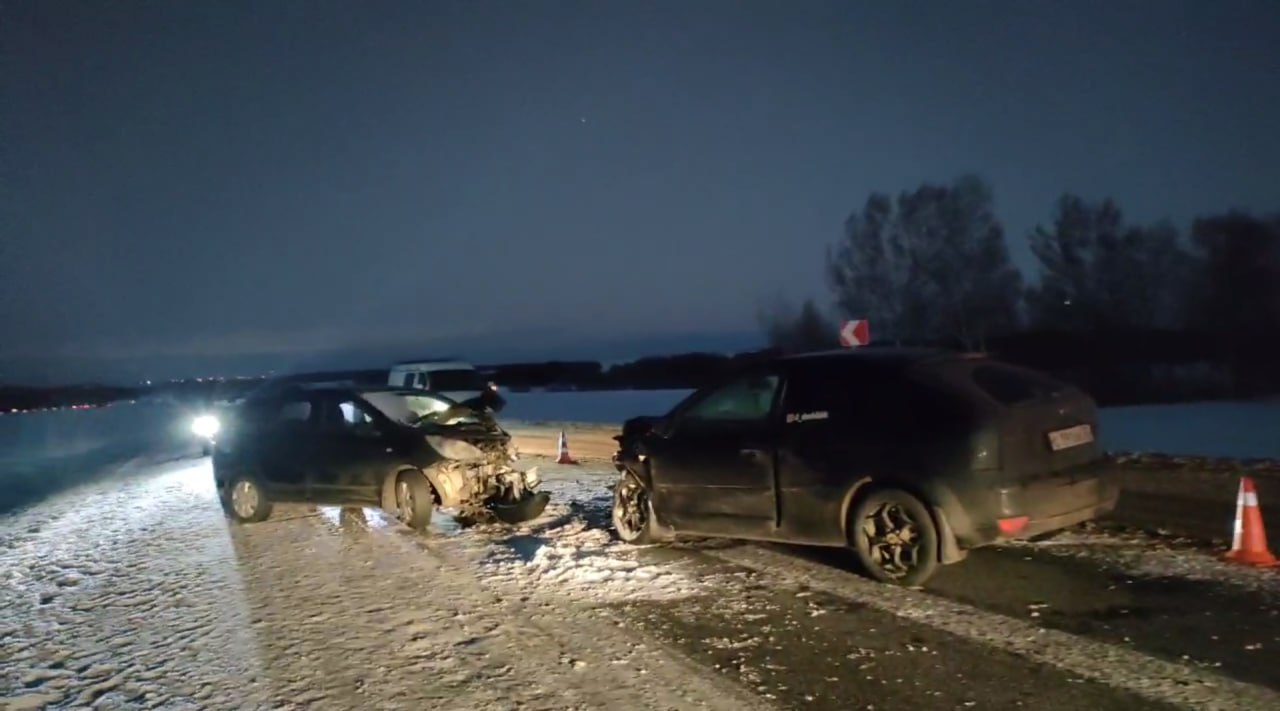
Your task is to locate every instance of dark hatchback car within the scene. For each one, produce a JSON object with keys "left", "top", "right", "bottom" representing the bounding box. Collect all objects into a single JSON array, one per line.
[
  {"left": 212, "top": 384, "right": 548, "bottom": 529},
  {"left": 610, "top": 348, "right": 1119, "bottom": 585}
]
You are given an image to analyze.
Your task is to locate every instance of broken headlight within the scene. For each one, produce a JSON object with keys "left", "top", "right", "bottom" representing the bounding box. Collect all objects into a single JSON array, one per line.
[{"left": 424, "top": 435, "right": 486, "bottom": 462}]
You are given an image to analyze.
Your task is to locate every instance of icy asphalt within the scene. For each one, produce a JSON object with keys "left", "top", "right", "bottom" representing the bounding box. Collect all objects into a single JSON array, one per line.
[{"left": 3, "top": 455, "right": 1280, "bottom": 711}]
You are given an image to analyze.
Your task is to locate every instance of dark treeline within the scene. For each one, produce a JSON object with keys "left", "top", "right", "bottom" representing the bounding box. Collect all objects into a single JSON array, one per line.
[
  {"left": 5, "top": 177, "right": 1275, "bottom": 411},
  {"left": 484, "top": 352, "right": 776, "bottom": 392},
  {"left": 763, "top": 175, "right": 1280, "bottom": 404},
  {"left": 0, "top": 358, "right": 771, "bottom": 412}
]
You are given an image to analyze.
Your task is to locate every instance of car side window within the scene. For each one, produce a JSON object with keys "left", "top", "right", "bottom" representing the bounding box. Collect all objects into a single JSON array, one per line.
[
  {"left": 786, "top": 365, "right": 962, "bottom": 435},
  {"left": 679, "top": 374, "right": 781, "bottom": 427},
  {"left": 783, "top": 365, "right": 906, "bottom": 432},
  {"left": 330, "top": 399, "right": 381, "bottom": 438},
  {"left": 780, "top": 370, "right": 832, "bottom": 424},
  {"left": 271, "top": 399, "right": 313, "bottom": 431}
]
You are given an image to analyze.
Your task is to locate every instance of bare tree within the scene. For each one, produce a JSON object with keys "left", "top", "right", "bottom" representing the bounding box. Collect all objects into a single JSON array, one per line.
[
  {"left": 757, "top": 295, "right": 839, "bottom": 354},
  {"left": 826, "top": 175, "right": 1021, "bottom": 350},
  {"left": 1026, "top": 194, "right": 1195, "bottom": 331},
  {"left": 826, "top": 193, "right": 913, "bottom": 343}
]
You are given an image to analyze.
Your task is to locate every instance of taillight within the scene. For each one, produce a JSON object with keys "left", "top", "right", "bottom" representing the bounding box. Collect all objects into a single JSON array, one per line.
[{"left": 998, "top": 516, "right": 1029, "bottom": 536}]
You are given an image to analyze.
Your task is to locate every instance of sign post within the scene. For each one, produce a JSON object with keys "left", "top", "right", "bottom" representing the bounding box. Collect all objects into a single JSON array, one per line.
[{"left": 839, "top": 319, "right": 870, "bottom": 348}]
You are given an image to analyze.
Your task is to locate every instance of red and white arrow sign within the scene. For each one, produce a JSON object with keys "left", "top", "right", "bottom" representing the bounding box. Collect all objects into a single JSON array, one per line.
[{"left": 839, "top": 319, "right": 870, "bottom": 348}]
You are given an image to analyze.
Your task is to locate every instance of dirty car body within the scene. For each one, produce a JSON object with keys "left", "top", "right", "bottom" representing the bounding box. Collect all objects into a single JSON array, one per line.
[
  {"left": 212, "top": 384, "right": 548, "bottom": 527},
  {"left": 610, "top": 348, "right": 1120, "bottom": 585}
]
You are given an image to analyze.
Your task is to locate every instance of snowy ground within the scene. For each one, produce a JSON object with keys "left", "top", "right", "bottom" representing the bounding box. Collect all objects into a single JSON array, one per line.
[
  {"left": 0, "top": 402, "right": 193, "bottom": 515},
  {"left": 0, "top": 458, "right": 769, "bottom": 710},
  {"left": 4, "top": 454, "right": 1280, "bottom": 710}
]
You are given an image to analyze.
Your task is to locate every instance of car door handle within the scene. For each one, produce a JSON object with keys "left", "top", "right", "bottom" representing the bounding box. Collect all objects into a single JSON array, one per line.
[{"left": 739, "top": 448, "right": 767, "bottom": 459}]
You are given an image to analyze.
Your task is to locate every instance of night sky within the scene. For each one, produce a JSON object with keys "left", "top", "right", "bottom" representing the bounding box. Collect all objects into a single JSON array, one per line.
[{"left": 4, "top": 1, "right": 1279, "bottom": 382}]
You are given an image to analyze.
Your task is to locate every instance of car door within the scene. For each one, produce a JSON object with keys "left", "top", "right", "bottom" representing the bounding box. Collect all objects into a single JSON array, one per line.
[
  {"left": 309, "top": 394, "right": 396, "bottom": 506},
  {"left": 253, "top": 396, "right": 321, "bottom": 501},
  {"left": 646, "top": 371, "right": 783, "bottom": 537},
  {"left": 773, "top": 362, "right": 949, "bottom": 544}
]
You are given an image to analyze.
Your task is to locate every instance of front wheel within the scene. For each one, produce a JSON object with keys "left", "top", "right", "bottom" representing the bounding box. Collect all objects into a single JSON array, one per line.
[
  {"left": 224, "top": 475, "right": 273, "bottom": 524},
  {"left": 612, "top": 472, "right": 660, "bottom": 544},
  {"left": 394, "top": 470, "right": 435, "bottom": 530},
  {"left": 850, "top": 488, "right": 940, "bottom": 586}
]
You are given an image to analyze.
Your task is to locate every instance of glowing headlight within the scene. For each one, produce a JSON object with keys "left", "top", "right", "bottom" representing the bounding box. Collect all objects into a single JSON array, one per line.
[
  {"left": 424, "top": 435, "right": 486, "bottom": 461},
  {"left": 191, "top": 414, "right": 221, "bottom": 439}
]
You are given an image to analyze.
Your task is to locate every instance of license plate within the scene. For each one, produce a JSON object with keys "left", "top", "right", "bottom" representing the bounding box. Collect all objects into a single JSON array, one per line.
[{"left": 1047, "top": 424, "right": 1094, "bottom": 451}]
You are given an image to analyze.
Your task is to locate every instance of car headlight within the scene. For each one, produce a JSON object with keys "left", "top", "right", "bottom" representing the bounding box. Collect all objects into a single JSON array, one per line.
[
  {"left": 424, "top": 435, "right": 486, "bottom": 461},
  {"left": 191, "top": 414, "right": 221, "bottom": 439}
]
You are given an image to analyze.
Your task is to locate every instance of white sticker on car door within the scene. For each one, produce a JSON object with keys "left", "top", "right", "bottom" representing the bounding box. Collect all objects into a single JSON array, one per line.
[{"left": 786, "top": 411, "right": 830, "bottom": 424}]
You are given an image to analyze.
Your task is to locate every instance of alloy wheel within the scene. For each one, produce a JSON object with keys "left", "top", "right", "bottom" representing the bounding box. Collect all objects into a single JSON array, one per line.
[
  {"left": 861, "top": 501, "right": 923, "bottom": 580},
  {"left": 614, "top": 478, "right": 649, "bottom": 541},
  {"left": 395, "top": 480, "right": 415, "bottom": 522}
]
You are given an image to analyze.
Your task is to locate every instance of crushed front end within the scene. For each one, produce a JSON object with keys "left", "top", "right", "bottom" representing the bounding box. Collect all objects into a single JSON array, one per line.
[{"left": 423, "top": 429, "right": 549, "bottom": 525}]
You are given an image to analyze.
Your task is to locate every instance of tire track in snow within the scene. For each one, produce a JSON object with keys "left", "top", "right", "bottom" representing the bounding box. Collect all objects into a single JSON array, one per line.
[
  {"left": 362, "top": 506, "right": 779, "bottom": 711},
  {"left": 708, "top": 544, "right": 1280, "bottom": 711},
  {"left": 1, "top": 459, "right": 269, "bottom": 709}
]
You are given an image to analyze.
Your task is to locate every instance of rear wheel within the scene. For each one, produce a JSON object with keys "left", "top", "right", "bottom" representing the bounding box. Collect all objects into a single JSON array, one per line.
[
  {"left": 612, "top": 472, "right": 659, "bottom": 544},
  {"left": 224, "top": 476, "right": 272, "bottom": 523},
  {"left": 394, "top": 471, "right": 435, "bottom": 530},
  {"left": 850, "top": 488, "right": 939, "bottom": 586}
]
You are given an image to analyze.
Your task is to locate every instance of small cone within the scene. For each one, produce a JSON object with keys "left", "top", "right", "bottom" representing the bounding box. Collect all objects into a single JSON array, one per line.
[
  {"left": 1223, "top": 477, "right": 1279, "bottom": 567},
  {"left": 555, "top": 430, "right": 579, "bottom": 465}
]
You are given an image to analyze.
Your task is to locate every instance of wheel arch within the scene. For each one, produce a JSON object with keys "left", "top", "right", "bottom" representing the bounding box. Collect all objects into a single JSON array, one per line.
[
  {"left": 839, "top": 475, "right": 965, "bottom": 565},
  {"left": 616, "top": 462, "right": 675, "bottom": 540}
]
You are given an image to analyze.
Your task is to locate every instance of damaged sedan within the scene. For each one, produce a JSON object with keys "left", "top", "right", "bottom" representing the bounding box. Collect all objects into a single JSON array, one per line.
[
  {"left": 611, "top": 348, "right": 1120, "bottom": 586},
  {"left": 211, "top": 383, "right": 548, "bottom": 528}
]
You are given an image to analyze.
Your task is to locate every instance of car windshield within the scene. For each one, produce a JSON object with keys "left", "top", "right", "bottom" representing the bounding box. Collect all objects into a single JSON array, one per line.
[{"left": 360, "top": 391, "right": 485, "bottom": 428}]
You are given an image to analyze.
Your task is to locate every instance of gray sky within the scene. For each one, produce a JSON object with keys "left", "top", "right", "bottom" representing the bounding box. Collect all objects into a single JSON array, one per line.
[{"left": 3, "top": 0, "right": 1278, "bottom": 380}]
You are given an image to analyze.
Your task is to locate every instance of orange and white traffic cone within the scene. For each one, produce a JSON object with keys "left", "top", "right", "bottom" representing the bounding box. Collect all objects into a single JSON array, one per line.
[
  {"left": 1223, "top": 477, "right": 1279, "bottom": 568},
  {"left": 555, "top": 430, "right": 579, "bottom": 465}
]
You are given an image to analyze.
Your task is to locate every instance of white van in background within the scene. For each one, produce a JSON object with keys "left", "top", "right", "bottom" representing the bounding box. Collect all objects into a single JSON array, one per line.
[{"left": 387, "top": 359, "right": 498, "bottom": 405}]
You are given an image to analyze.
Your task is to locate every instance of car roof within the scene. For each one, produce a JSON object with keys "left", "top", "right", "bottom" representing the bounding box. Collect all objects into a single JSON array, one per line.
[
  {"left": 290, "top": 383, "right": 421, "bottom": 395},
  {"left": 389, "top": 359, "right": 474, "bottom": 370},
  {"left": 776, "top": 346, "right": 982, "bottom": 372},
  {"left": 241, "top": 383, "right": 430, "bottom": 407}
]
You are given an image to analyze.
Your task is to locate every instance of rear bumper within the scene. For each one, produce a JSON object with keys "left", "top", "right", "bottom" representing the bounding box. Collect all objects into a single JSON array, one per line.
[{"left": 945, "top": 466, "right": 1120, "bottom": 548}]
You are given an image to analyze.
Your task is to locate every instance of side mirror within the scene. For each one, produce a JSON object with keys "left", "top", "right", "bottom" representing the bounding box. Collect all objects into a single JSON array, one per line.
[{"left": 483, "top": 389, "right": 506, "bottom": 414}]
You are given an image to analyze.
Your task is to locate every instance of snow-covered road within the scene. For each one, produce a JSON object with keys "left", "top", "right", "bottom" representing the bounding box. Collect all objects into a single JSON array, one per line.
[
  {"left": 1, "top": 458, "right": 766, "bottom": 710},
  {"left": 4, "top": 455, "right": 1280, "bottom": 710}
]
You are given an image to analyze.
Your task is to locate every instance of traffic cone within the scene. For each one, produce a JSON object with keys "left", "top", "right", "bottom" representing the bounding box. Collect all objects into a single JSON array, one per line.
[
  {"left": 555, "top": 430, "right": 579, "bottom": 465},
  {"left": 1223, "top": 477, "right": 1279, "bottom": 568}
]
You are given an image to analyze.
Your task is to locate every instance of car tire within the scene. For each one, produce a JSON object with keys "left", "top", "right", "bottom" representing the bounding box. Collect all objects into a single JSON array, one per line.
[
  {"left": 393, "top": 470, "right": 435, "bottom": 530},
  {"left": 612, "top": 472, "right": 661, "bottom": 545},
  {"left": 224, "top": 475, "right": 273, "bottom": 524},
  {"left": 850, "top": 488, "right": 940, "bottom": 587}
]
